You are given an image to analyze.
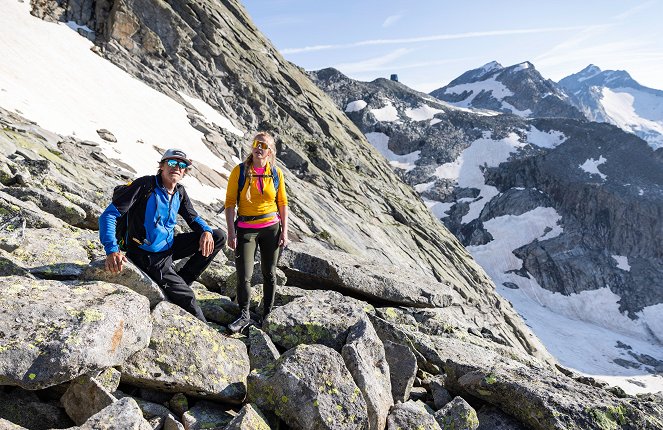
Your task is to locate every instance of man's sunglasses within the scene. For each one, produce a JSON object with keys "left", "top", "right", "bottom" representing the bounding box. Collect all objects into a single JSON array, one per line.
[
  {"left": 165, "top": 159, "right": 189, "bottom": 169},
  {"left": 252, "top": 140, "right": 270, "bottom": 150}
]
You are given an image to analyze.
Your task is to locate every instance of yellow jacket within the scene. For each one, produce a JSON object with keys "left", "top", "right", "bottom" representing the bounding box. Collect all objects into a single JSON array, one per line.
[{"left": 224, "top": 163, "right": 287, "bottom": 224}]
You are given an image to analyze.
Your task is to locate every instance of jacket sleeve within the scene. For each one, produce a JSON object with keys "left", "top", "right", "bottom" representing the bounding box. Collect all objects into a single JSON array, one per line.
[
  {"left": 276, "top": 167, "right": 288, "bottom": 207},
  {"left": 178, "top": 186, "right": 213, "bottom": 235},
  {"left": 224, "top": 165, "right": 240, "bottom": 209},
  {"left": 98, "top": 176, "right": 151, "bottom": 255}
]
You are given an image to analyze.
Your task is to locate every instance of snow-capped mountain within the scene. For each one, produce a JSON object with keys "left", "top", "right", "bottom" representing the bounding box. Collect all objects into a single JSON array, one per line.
[
  {"left": 430, "top": 61, "right": 584, "bottom": 120},
  {"left": 559, "top": 65, "right": 663, "bottom": 149},
  {"left": 312, "top": 67, "right": 663, "bottom": 395}
]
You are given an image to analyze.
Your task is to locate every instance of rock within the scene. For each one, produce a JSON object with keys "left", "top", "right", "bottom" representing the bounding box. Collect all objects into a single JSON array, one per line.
[
  {"left": 61, "top": 191, "right": 104, "bottom": 230},
  {"left": 341, "top": 317, "right": 393, "bottom": 430},
  {"left": 264, "top": 290, "right": 369, "bottom": 351},
  {"left": 168, "top": 393, "right": 189, "bottom": 417},
  {"left": 248, "top": 326, "right": 280, "bottom": 371},
  {"left": 4, "top": 227, "right": 89, "bottom": 279},
  {"left": 191, "top": 283, "right": 238, "bottom": 324},
  {"left": 61, "top": 374, "right": 117, "bottom": 425},
  {"left": 433, "top": 396, "right": 479, "bottom": 430},
  {"left": 120, "top": 302, "right": 250, "bottom": 403},
  {"left": 163, "top": 414, "right": 185, "bottom": 430},
  {"left": 248, "top": 344, "right": 369, "bottom": 429},
  {"left": 0, "top": 277, "right": 152, "bottom": 389},
  {"left": 476, "top": 405, "right": 528, "bottom": 430},
  {"left": 80, "top": 259, "right": 166, "bottom": 308},
  {"left": 1, "top": 186, "right": 87, "bottom": 227},
  {"left": 409, "top": 386, "right": 429, "bottom": 402},
  {"left": 383, "top": 340, "right": 417, "bottom": 403},
  {"left": 225, "top": 403, "right": 271, "bottom": 430},
  {"left": 181, "top": 400, "right": 236, "bottom": 430},
  {"left": 279, "top": 242, "right": 456, "bottom": 308},
  {"left": 197, "top": 260, "right": 236, "bottom": 294},
  {"left": 96, "top": 129, "right": 117, "bottom": 142},
  {"left": 94, "top": 367, "right": 122, "bottom": 392},
  {"left": 0, "top": 190, "right": 65, "bottom": 229},
  {"left": 0, "top": 418, "right": 28, "bottom": 429},
  {"left": 430, "top": 375, "right": 453, "bottom": 409},
  {"left": 76, "top": 397, "right": 152, "bottom": 430},
  {"left": 386, "top": 400, "right": 441, "bottom": 430},
  {"left": 0, "top": 387, "right": 73, "bottom": 429}
]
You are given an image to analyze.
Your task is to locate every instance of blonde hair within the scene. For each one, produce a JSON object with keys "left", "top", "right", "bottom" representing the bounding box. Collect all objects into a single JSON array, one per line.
[{"left": 242, "top": 132, "right": 277, "bottom": 202}]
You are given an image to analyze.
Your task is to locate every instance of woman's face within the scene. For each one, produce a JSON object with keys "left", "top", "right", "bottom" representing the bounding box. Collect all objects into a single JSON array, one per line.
[{"left": 251, "top": 137, "right": 272, "bottom": 162}]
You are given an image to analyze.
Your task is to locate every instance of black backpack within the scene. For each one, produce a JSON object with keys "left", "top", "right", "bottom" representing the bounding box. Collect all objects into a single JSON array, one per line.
[{"left": 113, "top": 180, "right": 155, "bottom": 251}]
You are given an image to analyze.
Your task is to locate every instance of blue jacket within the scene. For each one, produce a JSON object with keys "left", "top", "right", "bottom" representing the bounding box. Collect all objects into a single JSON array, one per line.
[{"left": 99, "top": 175, "right": 212, "bottom": 255}]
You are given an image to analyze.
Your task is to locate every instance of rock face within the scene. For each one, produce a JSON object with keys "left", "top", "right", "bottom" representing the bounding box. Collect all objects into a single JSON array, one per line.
[{"left": 0, "top": 276, "right": 152, "bottom": 389}]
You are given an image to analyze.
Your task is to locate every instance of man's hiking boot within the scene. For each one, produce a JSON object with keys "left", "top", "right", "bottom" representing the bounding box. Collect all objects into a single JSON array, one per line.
[{"left": 228, "top": 309, "right": 251, "bottom": 334}]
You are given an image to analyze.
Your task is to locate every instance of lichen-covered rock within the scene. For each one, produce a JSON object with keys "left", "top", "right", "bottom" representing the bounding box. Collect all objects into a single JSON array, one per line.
[
  {"left": 225, "top": 403, "right": 271, "bottom": 430},
  {"left": 197, "top": 259, "right": 236, "bottom": 294},
  {"left": 341, "top": 318, "right": 393, "bottom": 430},
  {"left": 476, "top": 406, "right": 528, "bottom": 430},
  {"left": 80, "top": 259, "right": 166, "bottom": 307},
  {"left": 383, "top": 340, "right": 417, "bottom": 403},
  {"left": 248, "top": 344, "right": 369, "bottom": 429},
  {"left": 191, "top": 283, "right": 238, "bottom": 324},
  {"left": 248, "top": 326, "right": 280, "bottom": 371},
  {"left": 4, "top": 227, "right": 89, "bottom": 278},
  {"left": 61, "top": 374, "right": 117, "bottom": 425},
  {"left": 264, "top": 290, "right": 369, "bottom": 351},
  {"left": 163, "top": 414, "right": 185, "bottom": 430},
  {"left": 94, "top": 367, "right": 122, "bottom": 392},
  {"left": 430, "top": 375, "right": 453, "bottom": 410},
  {"left": 181, "top": 400, "right": 236, "bottom": 430},
  {"left": 280, "top": 242, "right": 456, "bottom": 308},
  {"left": 120, "top": 302, "right": 250, "bottom": 403},
  {"left": 433, "top": 396, "right": 479, "bottom": 430},
  {"left": 168, "top": 393, "right": 189, "bottom": 417},
  {"left": 386, "top": 400, "right": 441, "bottom": 430},
  {"left": 75, "top": 397, "right": 152, "bottom": 430},
  {"left": 0, "top": 190, "right": 64, "bottom": 229},
  {"left": 1, "top": 186, "right": 87, "bottom": 227},
  {"left": 0, "top": 277, "right": 152, "bottom": 389},
  {"left": 0, "top": 388, "right": 73, "bottom": 429}
]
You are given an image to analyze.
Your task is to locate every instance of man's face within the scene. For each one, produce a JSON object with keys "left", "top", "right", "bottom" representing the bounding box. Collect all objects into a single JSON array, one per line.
[{"left": 161, "top": 158, "right": 189, "bottom": 183}]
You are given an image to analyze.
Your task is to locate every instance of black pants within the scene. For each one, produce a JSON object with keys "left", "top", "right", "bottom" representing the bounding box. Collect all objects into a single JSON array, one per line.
[
  {"left": 235, "top": 223, "right": 281, "bottom": 316},
  {"left": 128, "top": 229, "right": 226, "bottom": 322}
]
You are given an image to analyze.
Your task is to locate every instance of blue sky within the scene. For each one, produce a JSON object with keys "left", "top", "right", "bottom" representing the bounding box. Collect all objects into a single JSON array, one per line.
[{"left": 242, "top": 1, "right": 663, "bottom": 93}]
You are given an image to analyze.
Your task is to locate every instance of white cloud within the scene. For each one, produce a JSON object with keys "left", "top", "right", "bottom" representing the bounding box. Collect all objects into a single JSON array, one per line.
[
  {"left": 382, "top": 14, "right": 402, "bottom": 28},
  {"left": 334, "top": 48, "right": 411, "bottom": 74}
]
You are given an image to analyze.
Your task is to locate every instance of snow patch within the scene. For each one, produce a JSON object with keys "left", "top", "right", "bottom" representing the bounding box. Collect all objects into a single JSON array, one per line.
[
  {"left": 444, "top": 77, "right": 514, "bottom": 108},
  {"left": 405, "top": 104, "right": 444, "bottom": 121},
  {"left": 527, "top": 126, "right": 567, "bottom": 148},
  {"left": 430, "top": 118, "right": 442, "bottom": 126},
  {"left": 345, "top": 100, "right": 367, "bottom": 112},
  {"left": 370, "top": 102, "right": 399, "bottom": 122},
  {"left": 178, "top": 91, "right": 243, "bottom": 137},
  {"left": 600, "top": 87, "right": 663, "bottom": 150},
  {"left": 501, "top": 100, "right": 532, "bottom": 117},
  {"left": 579, "top": 156, "right": 607, "bottom": 180},
  {"left": 423, "top": 198, "right": 454, "bottom": 219},
  {"left": 612, "top": 255, "right": 631, "bottom": 272},
  {"left": 365, "top": 132, "right": 419, "bottom": 171}
]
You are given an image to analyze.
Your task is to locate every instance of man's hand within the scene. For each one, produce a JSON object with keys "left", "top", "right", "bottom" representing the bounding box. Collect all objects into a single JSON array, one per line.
[
  {"left": 105, "top": 251, "right": 127, "bottom": 273},
  {"left": 199, "top": 231, "right": 214, "bottom": 257}
]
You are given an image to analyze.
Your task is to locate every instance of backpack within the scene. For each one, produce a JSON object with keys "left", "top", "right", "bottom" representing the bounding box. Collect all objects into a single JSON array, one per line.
[
  {"left": 237, "top": 163, "right": 280, "bottom": 203},
  {"left": 113, "top": 180, "right": 155, "bottom": 251}
]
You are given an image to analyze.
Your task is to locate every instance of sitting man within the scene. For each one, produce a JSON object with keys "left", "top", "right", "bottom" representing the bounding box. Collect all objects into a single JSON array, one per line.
[{"left": 99, "top": 149, "right": 225, "bottom": 322}]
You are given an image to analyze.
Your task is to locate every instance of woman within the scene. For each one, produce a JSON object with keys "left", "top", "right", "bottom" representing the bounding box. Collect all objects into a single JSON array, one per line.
[{"left": 225, "top": 132, "right": 289, "bottom": 333}]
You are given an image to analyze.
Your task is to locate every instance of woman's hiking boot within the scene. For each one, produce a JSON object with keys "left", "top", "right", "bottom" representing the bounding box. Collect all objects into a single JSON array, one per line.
[{"left": 228, "top": 309, "right": 251, "bottom": 334}]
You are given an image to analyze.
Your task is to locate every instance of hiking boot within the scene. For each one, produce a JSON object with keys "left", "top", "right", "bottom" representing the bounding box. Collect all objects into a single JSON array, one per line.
[{"left": 228, "top": 309, "right": 251, "bottom": 334}]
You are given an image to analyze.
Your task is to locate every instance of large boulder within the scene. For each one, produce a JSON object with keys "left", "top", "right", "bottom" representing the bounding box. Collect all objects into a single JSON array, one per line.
[
  {"left": 341, "top": 318, "right": 393, "bottom": 430},
  {"left": 225, "top": 403, "right": 271, "bottom": 430},
  {"left": 279, "top": 242, "right": 456, "bottom": 308},
  {"left": 248, "top": 344, "right": 369, "bottom": 429},
  {"left": 0, "top": 388, "right": 73, "bottom": 429},
  {"left": 0, "top": 277, "right": 152, "bottom": 389},
  {"left": 61, "top": 374, "right": 117, "bottom": 425},
  {"left": 75, "top": 397, "right": 152, "bottom": 430},
  {"left": 120, "top": 302, "right": 250, "bottom": 403},
  {"left": 264, "top": 290, "right": 369, "bottom": 351},
  {"left": 181, "top": 400, "right": 236, "bottom": 430},
  {"left": 0, "top": 190, "right": 65, "bottom": 229},
  {"left": 1, "top": 186, "right": 87, "bottom": 227},
  {"left": 80, "top": 259, "right": 166, "bottom": 308},
  {"left": 433, "top": 396, "right": 479, "bottom": 430},
  {"left": 386, "top": 400, "right": 441, "bottom": 430}
]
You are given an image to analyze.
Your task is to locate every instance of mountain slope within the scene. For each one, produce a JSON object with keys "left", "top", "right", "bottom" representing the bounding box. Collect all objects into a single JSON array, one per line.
[
  {"left": 559, "top": 65, "right": 663, "bottom": 149},
  {"left": 430, "top": 61, "right": 584, "bottom": 119}
]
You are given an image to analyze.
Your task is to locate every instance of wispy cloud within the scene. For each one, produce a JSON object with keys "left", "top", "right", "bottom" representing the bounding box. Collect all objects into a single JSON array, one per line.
[
  {"left": 613, "top": 0, "right": 656, "bottom": 21},
  {"left": 382, "top": 14, "right": 402, "bottom": 28},
  {"left": 334, "top": 48, "right": 412, "bottom": 74},
  {"left": 281, "top": 26, "right": 583, "bottom": 54}
]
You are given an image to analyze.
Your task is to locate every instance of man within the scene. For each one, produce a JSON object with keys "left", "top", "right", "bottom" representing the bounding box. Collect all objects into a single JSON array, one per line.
[{"left": 99, "top": 149, "right": 225, "bottom": 322}]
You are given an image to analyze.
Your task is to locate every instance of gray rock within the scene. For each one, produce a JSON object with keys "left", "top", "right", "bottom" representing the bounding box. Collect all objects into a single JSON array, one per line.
[
  {"left": 386, "top": 400, "right": 441, "bottom": 430},
  {"left": 163, "top": 414, "right": 185, "bottom": 430},
  {"left": 0, "top": 190, "right": 65, "bottom": 229},
  {"left": 93, "top": 367, "right": 122, "bottom": 392},
  {"left": 0, "top": 277, "right": 152, "bottom": 389},
  {"left": 0, "top": 418, "right": 28, "bottom": 429},
  {"left": 80, "top": 259, "right": 166, "bottom": 308},
  {"left": 477, "top": 406, "right": 528, "bottom": 430},
  {"left": 1, "top": 186, "right": 87, "bottom": 227},
  {"left": 248, "top": 326, "right": 280, "bottom": 371},
  {"left": 120, "top": 302, "right": 250, "bottom": 403},
  {"left": 408, "top": 386, "right": 429, "bottom": 402},
  {"left": 4, "top": 227, "right": 89, "bottom": 279},
  {"left": 191, "top": 283, "right": 237, "bottom": 325},
  {"left": 279, "top": 242, "right": 456, "bottom": 308},
  {"left": 168, "top": 393, "right": 189, "bottom": 417},
  {"left": 61, "top": 191, "right": 103, "bottom": 230},
  {"left": 0, "top": 388, "right": 73, "bottom": 429},
  {"left": 433, "top": 396, "right": 479, "bottom": 430},
  {"left": 225, "top": 403, "right": 271, "bottom": 430},
  {"left": 133, "top": 397, "right": 173, "bottom": 420},
  {"left": 264, "top": 290, "right": 369, "bottom": 351},
  {"left": 96, "top": 129, "right": 117, "bottom": 142},
  {"left": 197, "top": 259, "right": 236, "bottom": 294},
  {"left": 430, "top": 375, "right": 453, "bottom": 410},
  {"left": 341, "top": 317, "right": 393, "bottom": 430},
  {"left": 75, "top": 397, "right": 152, "bottom": 430},
  {"left": 181, "top": 401, "right": 236, "bottom": 430},
  {"left": 383, "top": 340, "right": 417, "bottom": 403},
  {"left": 62, "top": 374, "right": 117, "bottom": 425},
  {"left": 248, "top": 344, "right": 369, "bottom": 429}
]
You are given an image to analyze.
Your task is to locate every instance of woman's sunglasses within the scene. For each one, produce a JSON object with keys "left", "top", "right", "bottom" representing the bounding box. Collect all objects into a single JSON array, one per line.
[
  {"left": 252, "top": 140, "right": 270, "bottom": 150},
  {"left": 165, "top": 159, "right": 189, "bottom": 169}
]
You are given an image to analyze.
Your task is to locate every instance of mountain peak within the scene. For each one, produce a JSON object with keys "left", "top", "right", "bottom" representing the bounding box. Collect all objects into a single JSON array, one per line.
[{"left": 479, "top": 61, "right": 503, "bottom": 74}]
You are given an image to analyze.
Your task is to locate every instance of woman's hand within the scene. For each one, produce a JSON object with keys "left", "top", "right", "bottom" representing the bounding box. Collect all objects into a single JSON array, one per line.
[
  {"left": 227, "top": 230, "right": 237, "bottom": 250},
  {"left": 279, "top": 230, "right": 289, "bottom": 248}
]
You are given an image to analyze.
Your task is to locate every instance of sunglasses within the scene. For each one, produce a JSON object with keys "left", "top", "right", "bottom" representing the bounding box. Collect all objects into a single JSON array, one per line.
[
  {"left": 252, "top": 140, "right": 270, "bottom": 150},
  {"left": 165, "top": 159, "right": 189, "bottom": 169}
]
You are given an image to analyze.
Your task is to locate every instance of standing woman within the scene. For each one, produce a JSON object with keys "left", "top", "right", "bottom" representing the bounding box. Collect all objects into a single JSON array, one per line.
[{"left": 225, "top": 132, "right": 289, "bottom": 333}]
